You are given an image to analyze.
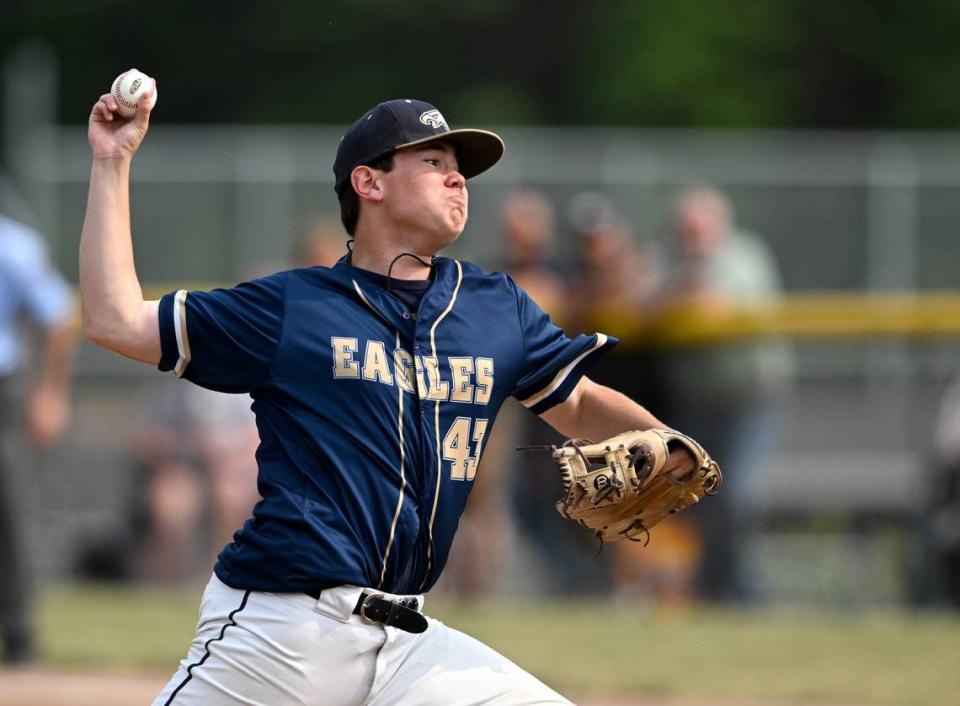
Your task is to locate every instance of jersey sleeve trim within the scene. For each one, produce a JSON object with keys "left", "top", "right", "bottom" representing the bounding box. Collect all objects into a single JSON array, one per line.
[
  {"left": 156, "top": 292, "right": 177, "bottom": 372},
  {"left": 518, "top": 332, "right": 613, "bottom": 411},
  {"left": 172, "top": 289, "right": 192, "bottom": 378}
]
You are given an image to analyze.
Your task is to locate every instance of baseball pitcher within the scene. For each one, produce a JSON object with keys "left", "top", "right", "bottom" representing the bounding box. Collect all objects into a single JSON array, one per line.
[{"left": 81, "top": 75, "right": 718, "bottom": 705}]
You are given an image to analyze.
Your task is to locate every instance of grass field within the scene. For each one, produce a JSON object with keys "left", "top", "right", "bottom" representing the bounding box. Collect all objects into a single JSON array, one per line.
[{"left": 18, "top": 584, "right": 960, "bottom": 705}]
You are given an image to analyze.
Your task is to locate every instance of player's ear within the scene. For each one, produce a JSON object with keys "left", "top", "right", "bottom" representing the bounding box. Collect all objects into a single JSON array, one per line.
[{"left": 351, "top": 166, "right": 385, "bottom": 203}]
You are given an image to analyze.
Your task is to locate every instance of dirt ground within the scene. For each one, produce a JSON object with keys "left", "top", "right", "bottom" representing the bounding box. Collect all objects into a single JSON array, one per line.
[{"left": 0, "top": 667, "right": 866, "bottom": 706}]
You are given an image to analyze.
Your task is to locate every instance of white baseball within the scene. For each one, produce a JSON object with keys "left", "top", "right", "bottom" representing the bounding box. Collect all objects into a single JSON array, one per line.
[{"left": 110, "top": 69, "right": 157, "bottom": 118}]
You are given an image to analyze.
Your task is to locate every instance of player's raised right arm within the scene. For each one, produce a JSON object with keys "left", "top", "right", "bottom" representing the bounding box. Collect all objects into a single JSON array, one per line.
[{"left": 79, "top": 79, "right": 161, "bottom": 364}]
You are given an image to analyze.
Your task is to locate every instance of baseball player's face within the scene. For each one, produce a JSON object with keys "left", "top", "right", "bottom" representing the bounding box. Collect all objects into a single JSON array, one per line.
[{"left": 381, "top": 142, "right": 468, "bottom": 251}]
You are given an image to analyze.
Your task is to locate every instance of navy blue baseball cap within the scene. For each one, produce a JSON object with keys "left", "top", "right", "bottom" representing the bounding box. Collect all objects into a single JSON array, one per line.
[{"left": 333, "top": 99, "right": 504, "bottom": 194}]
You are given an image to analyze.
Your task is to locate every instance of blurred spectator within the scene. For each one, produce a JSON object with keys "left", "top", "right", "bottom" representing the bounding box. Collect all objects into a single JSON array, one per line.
[
  {"left": 654, "top": 186, "right": 792, "bottom": 604},
  {"left": 0, "top": 210, "right": 75, "bottom": 664},
  {"left": 444, "top": 189, "right": 608, "bottom": 597},
  {"left": 564, "top": 192, "right": 688, "bottom": 601},
  {"left": 565, "top": 191, "right": 660, "bottom": 333},
  {"left": 132, "top": 235, "right": 353, "bottom": 580},
  {"left": 88, "top": 232, "right": 344, "bottom": 587},
  {"left": 499, "top": 190, "right": 568, "bottom": 320},
  {"left": 915, "top": 374, "right": 960, "bottom": 606},
  {"left": 126, "top": 380, "right": 261, "bottom": 584},
  {"left": 83, "top": 251, "right": 331, "bottom": 587},
  {"left": 130, "top": 256, "right": 291, "bottom": 584},
  {"left": 503, "top": 190, "right": 608, "bottom": 594},
  {"left": 292, "top": 218, "right": 349, "bottom": 268}
]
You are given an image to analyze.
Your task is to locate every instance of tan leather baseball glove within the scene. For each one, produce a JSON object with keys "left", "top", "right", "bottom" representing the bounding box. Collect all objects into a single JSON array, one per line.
[{"left": 550, "top": 429, "right": 722, "bottom": 544}]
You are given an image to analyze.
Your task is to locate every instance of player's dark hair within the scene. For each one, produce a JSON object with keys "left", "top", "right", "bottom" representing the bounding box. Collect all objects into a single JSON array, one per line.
[{"left": 337, "top": 152, "right": 395, "bottom": 236}]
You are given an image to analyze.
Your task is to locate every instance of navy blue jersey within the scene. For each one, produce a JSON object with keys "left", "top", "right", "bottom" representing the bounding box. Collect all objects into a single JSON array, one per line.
[{"left": 157, "top": 256, "right": 617, "bottom": 595}]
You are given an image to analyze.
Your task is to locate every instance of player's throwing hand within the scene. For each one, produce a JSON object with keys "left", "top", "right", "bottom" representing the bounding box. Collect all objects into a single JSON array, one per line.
[{"left": 87, "top": 69, "right": 157, "bottom": 160}]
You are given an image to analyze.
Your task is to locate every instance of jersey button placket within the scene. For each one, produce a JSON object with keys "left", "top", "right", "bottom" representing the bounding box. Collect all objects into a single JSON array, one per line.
[
  {"left": 411, "top": 326, "right": 437, "bottom": 592},
  {"left": 413, "top": 342, "right": 424, "bottom": 415}
]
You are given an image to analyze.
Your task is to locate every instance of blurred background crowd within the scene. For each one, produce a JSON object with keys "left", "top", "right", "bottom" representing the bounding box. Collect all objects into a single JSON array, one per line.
[{"left": 3, "top": 0, "right": 960, "bottom": 670}]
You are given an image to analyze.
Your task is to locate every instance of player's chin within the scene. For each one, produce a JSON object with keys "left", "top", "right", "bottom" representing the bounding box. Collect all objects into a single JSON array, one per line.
[
  {"left": 435, "top": 226, "right": 464, "bottom": 250},
  {"left": 448, "top": 206, "right": 468, "bottom": 233}
]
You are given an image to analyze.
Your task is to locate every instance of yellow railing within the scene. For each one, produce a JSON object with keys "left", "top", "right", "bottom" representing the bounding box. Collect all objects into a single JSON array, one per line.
[
  {"left": 126, "top": 286, "right": 960, "bottom": 346},
  {"left": 582, "top": 292, "right": 960, "bottom": 347}
]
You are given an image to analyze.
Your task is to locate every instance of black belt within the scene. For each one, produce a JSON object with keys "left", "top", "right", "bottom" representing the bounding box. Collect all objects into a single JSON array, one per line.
[{"left": 305, "top": 590, "right": 427, "bottom": 634}]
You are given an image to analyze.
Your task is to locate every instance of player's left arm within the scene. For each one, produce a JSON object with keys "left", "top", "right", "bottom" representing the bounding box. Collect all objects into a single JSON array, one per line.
[
  {"left": 540, "top": 376, "right": 696, "bottom": 478},
  {"left": 539, "top": 376, "right": 661, "bottom": 440}
]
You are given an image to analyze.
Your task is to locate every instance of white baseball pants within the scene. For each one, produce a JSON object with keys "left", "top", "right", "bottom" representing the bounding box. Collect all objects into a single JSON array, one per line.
[{"left": 153, "top": 573, "right": 573, "bottom": 705}]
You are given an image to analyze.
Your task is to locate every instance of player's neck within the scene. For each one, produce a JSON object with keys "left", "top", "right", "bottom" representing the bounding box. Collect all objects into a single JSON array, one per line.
[{"left": 350, "top": 234, "right": 434, "bottom": 280}]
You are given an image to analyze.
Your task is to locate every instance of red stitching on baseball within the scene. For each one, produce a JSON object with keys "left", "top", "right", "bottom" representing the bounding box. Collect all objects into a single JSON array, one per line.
[{"left": 113, "top": 72, "right": 140, "bottom": 111}]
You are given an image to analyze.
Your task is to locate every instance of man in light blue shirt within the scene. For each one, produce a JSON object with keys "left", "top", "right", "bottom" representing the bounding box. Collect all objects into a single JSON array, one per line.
[{"left": 0, "top": 212, "right": 75, "bottom": 664}]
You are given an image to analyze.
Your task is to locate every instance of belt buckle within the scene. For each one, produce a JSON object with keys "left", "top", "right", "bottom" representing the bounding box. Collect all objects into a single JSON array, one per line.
[{"left": 359, "top": 593, "right": 384, "bottom": 624}]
